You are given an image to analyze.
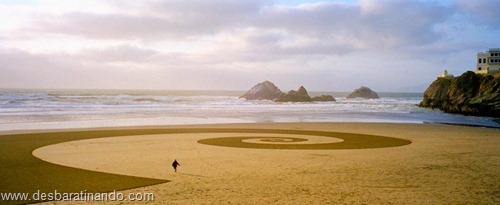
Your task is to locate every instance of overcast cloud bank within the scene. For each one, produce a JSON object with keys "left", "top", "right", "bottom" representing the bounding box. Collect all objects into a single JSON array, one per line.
[{"left": 0, "top": 0, "right": 499, "bottom": 91}]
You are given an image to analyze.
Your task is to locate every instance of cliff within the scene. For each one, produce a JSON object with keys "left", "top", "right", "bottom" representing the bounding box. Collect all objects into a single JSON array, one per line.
[{"left": 419, "top": 71, "right": 500, "bottom": 117}]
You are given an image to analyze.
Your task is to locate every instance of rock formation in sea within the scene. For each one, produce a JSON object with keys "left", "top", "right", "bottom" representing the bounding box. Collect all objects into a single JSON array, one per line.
[
  {"left": 419, "top": 71, "right": 500, "bottom": 117},
  {"left": 275, "top": 86, "right": 336, "bottom": 102},
  {"left": 241, "top": 81, "right": 335, "bottom": 102},
  {"left": 311, "top": 95, "right": 336, "bottom": 102},
  {"left": 239, "top": 81, "right": 284, "bottom": 100},
  {"left": 346, "top": 86, "right": 380, "bottom": 99},
  {"left": 275, "top": 86, "right": 312, "bottom": 102}
]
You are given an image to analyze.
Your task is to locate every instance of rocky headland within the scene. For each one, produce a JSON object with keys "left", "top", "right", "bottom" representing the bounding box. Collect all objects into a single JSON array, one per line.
[
  {"left": 419, "top": 71, "right": 500, "bottom": 117},
  {"left": 240, "top": 81, "right": 335, "bottom": 102}
]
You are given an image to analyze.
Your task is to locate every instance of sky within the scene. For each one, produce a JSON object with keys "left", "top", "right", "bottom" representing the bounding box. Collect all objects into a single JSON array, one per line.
[{"left": 0, "top": 0, "right": 499, "bottom": 92}]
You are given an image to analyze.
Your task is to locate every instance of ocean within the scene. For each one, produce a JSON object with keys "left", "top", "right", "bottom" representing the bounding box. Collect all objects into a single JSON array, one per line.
[{"left": 0, "top": 89, "right": 498, "bottom": 131}]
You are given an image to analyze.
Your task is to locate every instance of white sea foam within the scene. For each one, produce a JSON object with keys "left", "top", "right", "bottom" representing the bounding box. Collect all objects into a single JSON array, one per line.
[{"left": 0, "top": 89, "right": 498, "bottom": 131}]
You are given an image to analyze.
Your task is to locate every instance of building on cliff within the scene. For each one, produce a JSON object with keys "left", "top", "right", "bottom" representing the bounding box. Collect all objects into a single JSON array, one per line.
[
  {"left": 438, "top": 70, "right": 454, "bottom": 79},
  {"left": 476, "top": 48, "right": 500, "bottom": 74}
]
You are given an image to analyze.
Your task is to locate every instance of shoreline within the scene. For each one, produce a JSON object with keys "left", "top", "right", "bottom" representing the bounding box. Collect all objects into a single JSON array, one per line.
[
  {"left": 423, "top": 121, "right": 500, "bottom": 129},
  {"left": 1, "top": 120, "right": 498, "bottom": 136},
  {"left": 2, "top": 118, "right": 499, "bottom": 135},
  {"left": 0, "top": 121, "right": 423, "bottom": 134}
]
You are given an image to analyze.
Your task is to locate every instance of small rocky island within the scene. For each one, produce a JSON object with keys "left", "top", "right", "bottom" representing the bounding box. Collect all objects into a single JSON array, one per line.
[
  {"left": 419, "top": 71, "right": 500, "bottom": 117},
  {"left": 275, "top": 86, "right": 311, "bottom": 102},
  {"left": 240, "top": 81, "right": 335, "bottom": 102},
  {"left": 239, "top": 81, "right": 284, "bottom": 100},
  {"left": 346, "top": 86, "right": 379, "bottom": 99}
]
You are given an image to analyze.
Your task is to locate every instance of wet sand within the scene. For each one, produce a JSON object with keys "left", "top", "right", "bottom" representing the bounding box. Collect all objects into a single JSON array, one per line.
[{"left": 28, "top": 122, "right": 499, "bottom": 204}]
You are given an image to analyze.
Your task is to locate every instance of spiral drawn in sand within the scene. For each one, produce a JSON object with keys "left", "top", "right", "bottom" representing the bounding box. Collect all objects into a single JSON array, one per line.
[
  {"left": 198, "top": 130, "right": 411, "bottom": 150},
  {"left": 243, "top": 137, "right": 307, "bottom": 143}
]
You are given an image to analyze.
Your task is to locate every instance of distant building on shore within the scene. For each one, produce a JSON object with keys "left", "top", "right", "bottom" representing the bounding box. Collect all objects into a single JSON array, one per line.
[
  {"left": 476, "top": 48, "right": 500, "bottom": 74},
  {"left": 438, "top": 70, "right": 454, "bottom": 79}
]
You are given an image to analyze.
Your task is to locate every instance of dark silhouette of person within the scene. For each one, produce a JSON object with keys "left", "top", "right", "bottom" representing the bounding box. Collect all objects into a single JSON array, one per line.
[{"left": 172, "top": 159, "right": 180, "bottom": 172}]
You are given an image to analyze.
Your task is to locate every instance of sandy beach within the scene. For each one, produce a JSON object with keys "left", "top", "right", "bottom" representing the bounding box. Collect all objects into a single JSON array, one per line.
[
  {"left": 21, "top": 122, "right": 498, "bottom": 204},
  {"left": 2, "top": 0, "right": 499, "bottom": 204}
]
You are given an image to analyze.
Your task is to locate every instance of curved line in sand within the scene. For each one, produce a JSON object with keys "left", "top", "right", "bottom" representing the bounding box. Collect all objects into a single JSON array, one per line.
[
  {"left": 239, "top": 133, "right": 344, "bottom": 145},
  {"left": 197, "top": 130, "right": 411, "bottom": 149},
  {"left": 1, "top": 126, "right": 411, "bottom": 203},
  {"left": 31, "top": 129, "right": 410, "bottom": 185}
]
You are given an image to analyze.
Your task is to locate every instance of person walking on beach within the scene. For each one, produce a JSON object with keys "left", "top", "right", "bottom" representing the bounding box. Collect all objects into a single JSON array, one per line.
[{"left": 172, "top": 159, "right": 180, "bottom": 172}]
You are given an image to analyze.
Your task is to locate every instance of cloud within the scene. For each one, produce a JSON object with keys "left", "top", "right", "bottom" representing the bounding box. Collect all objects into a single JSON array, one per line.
[
  {"left": 454, "top": 0, "right": 500, "bottom": 29},
  {"left": 0, "top": 0, "right": 498, "bottom": 91},
  {"left": 0, "top": 48, "right": 89, "bottom": 88},
  {"left": 27, "top": 0, "right": 454, "bottom": 51},
  {"left": 149, "top": 0, "right": 266, "bottom": 26},
  {"left": 31, "top": 0, "right": 266, "bottom": 40},
  {"left": 259, "top": 0, "right": 452, "bottom": 48},
  {"left": 77, "top": 45, "right": 161, "bottom": 63},
  {"left": 202, "top": 0, "right": 454, "bottom": 62},
  {"left": 0, "top": 47, "right": 282, "bottom": 90},
  {"left": 34, "top": 12, "right": 181, "bottom": 40}
]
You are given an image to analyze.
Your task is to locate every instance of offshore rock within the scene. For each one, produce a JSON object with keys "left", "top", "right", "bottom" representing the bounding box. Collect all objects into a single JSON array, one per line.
[
  {"left": 275, "top": 86, "right": 312, "bottom": 102},
  {"left": 311, "top": 95, "right": 336, "bottom": 102},
  {"left": 346, "top": 86, "right": 380, "bottom": 99},
  {"left": 275, "top": 86, "right": 335, "bottom": 102},
  {"left": 240, "top": 81, "right": 284, "bottom": 100},
  {"left": 241, "top": 82, "right": 335, "bottom": 102},
  {"left": 419, "top": 71, "right": 500, "bottom": 117}
]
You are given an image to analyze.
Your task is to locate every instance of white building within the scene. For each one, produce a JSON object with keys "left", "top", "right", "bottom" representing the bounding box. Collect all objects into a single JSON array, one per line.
[
  {"left": 438, "top": 70, "right": 453, "bottom": 79},
  {"left": 476, "top": 48, "right": 500, "bottom": 74}
]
